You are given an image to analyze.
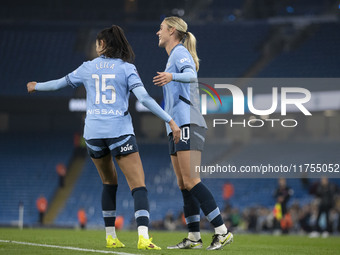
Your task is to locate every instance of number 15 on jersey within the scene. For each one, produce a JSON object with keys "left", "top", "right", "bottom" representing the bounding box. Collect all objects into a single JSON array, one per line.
[{"left": 92, "top": 74, "right": 116, "bottom": 104}]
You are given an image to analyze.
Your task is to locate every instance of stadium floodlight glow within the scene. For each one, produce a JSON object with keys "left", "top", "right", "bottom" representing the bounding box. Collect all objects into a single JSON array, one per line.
[{"left": 69, "top": 99, "right": 86, "bottom": 112}]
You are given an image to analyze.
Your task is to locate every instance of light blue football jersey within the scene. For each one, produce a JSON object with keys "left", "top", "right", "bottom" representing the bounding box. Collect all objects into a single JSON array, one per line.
[
  {"left": 66, "top": 55, "right": 143, "bottom": 139},
  {"left": 163, "top": 44, "right": 207, "bottom": 135}
]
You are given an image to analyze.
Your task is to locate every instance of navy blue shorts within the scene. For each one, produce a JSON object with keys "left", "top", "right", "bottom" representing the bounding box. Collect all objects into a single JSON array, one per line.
[
  {"left": 85, "top": 134, "right": 139, "bottom": 159},
  {"left": 168, "top": 124, "right": 207, "bottom": 155}
]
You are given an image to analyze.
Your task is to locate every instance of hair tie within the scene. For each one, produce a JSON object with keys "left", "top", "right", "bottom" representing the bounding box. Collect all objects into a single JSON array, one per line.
[{"left": 182, "top": 31, "right": 188, "bottom": 42}]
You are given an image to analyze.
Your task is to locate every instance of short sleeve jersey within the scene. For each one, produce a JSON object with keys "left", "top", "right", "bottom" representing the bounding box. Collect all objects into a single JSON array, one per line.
[
  {"left": 163, "top": 44, "right": 207, "bottom": 135},
  {"left": 66, "top": 55, "right": 143, "bottom": 139}
]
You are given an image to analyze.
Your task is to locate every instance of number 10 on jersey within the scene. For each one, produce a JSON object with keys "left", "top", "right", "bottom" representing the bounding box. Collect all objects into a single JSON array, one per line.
[{"left": 92, "top": 74, "right": 116, "bottom": 104}]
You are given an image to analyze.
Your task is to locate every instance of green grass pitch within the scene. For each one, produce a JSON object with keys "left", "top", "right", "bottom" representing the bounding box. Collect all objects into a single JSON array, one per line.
[{"left": 0, "top": 227, "right": 339, "bottom": 255}]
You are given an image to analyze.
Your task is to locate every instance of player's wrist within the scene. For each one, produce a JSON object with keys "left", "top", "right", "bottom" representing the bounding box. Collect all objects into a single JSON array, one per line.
[
  {"left": 171, "top": 73, "right": 176, "bottom": 81},
  {"left": 168, "top": 119, "right": 175, "bottom": 125},
  {"left": 34, "top": 83, "right": 41, "bottom": 91}
]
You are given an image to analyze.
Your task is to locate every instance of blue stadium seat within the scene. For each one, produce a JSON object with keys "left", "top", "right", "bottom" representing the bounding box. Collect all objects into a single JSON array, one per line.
[
  {"left": 257, "top": 23, "right": 340, "bottom": 79},
  {"left": 0, "top": 24, "right": 86, "bottom": 97},
  {"left": 0, "top": 132, "right": 74, "bottom": 225},
  {"left": 54, "top": 140, "right": 340, "bottom": 227}
]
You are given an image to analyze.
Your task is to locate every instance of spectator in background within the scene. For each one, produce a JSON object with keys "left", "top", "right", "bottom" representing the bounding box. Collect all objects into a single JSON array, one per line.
[
  {"left": 298, "top": 203, "right": 313, "bottom": 233},
  {"left": 36, "top": 195, "right": 48, "bottom": 224},
  {"left": 164, "top": 212, "right": 176, "bottom": 231},
  {"left": 223, "top": 182, "right": 235, "bottom": 201},
  {"left": 245, "top": 207, "right": 257, "bottom": 232},
  {"left": 280, "top": 208, "right": 293, "bottom": 233},
  {"left": 336, "top": 196, "right": 340, "bottom": 233},
  {"left": 56, "top": 163, "right": 66, "bottom": 188},
  {"left": 115, "top": 216, "right": 124, "bottom": 230},
  {"left": 273, "top": 178, "right": 294, "bottom": 233},
  {"left": 78, "top": 208, "right": 87, "bottom": 229},
  {"left": 274, "top": 178, "right": 294, "bottom": 218},
  {"left": 310, "top": 177, "right": 337, "bottom": 237}
]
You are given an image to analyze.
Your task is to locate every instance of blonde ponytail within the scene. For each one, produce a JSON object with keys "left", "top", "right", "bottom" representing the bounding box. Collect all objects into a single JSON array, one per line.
[
  {"left": 183, "top": 32, "right": 199, "bottom": 71},
  {"left": 164, "top": 16, "right": 200, "bottom": 71}
]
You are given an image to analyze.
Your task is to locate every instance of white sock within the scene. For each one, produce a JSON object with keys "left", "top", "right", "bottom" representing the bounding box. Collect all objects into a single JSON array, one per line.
[
  {"left": 214, "top": 224, "right": 228, "bottom": 235},
  {"left": 138, "top": 226, "right": 149, "bottom": 239},
  {"left": 188, "top": 232, "right": 201, "bottom": 241},
  {"left": 105, "top": 227, "right": 117, "bottom": 239}
]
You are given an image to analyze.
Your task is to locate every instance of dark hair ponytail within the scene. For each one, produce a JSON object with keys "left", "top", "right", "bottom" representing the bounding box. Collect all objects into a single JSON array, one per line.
[{"left": 96, "top": 25, "right": 135, "bottom": 63}]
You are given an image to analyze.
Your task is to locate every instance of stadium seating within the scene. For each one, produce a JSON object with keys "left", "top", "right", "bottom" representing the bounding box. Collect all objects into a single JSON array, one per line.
[
  {"left": 0, "top": 24, "right": 86, "bottom": 96},
  {"left": 218, "top": 140, "right": 340, "bottom": 209},
  {"left": 54, "top": 140, "right": 340, "bottom": 227},
  {"left": 257, "top": 23, "right": 340, "bottom": 78},
  {"left": 1, "top": 134, "right": 338, "bottom": 227},
  {"left": 4, "top": 21, "right": 338, "bottom": 98},
  {"left": 12, "top": 20, "right": 340, "bottom": 96},
  {"left": 275, "top": 0, "right": 333, "bottom": 16},
  {"left": 0, "top": 132, "right": 74, "bottom": 225},
  {"left": 193, "top": 22, "right": 269, "bottom": 78},
  {"left": 1, "top": 22, "right": 270, "bottom": 97}
]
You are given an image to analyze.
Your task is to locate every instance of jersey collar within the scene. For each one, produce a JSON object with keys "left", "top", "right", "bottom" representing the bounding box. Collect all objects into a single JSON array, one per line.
[{"left": 169, "top": 43, "right": 183, "bottom": 57}]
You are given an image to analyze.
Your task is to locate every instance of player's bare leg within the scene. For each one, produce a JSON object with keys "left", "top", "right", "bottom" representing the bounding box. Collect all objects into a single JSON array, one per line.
[
  {"left": 115, "top": 152, "right": 161, "bottom": 250},
  {"left": 92, "top": 153, "right": 118, "bottom": 185},
  {"left": 115, "top": 152, "right": 145, "bottom": 190},
  {"left": 92, "top": 154, "right": 124, "bottom": 248}
]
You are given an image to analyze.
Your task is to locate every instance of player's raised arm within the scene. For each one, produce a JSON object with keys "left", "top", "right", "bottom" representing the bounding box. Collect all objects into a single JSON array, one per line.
[
  {"left": 27, "top": 77, "right": 68, "bottom": 93},
  {"left": 132, "top": 86, "right": 180, "bottom": 143}
]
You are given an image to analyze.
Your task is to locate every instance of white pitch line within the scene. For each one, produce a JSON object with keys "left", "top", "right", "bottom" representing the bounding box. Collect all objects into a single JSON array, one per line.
[{"left": 0, "top": 240, "right": 140, "bottom": 255}]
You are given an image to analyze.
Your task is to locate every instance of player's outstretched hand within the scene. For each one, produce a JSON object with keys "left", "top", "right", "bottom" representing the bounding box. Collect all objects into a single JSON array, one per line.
[
  {"left": 153, "top": 72, "right": 172, "bottom": 87},
  {"left": 169, "top": 119, "right": 181, "bottom": 144},
  {"left": 27, "top": 81, "right": 37, "bottom": 93}
]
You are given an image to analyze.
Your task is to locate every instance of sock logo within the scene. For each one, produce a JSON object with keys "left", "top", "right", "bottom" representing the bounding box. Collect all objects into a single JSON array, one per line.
[{"left": 120, "top": 144, "right": 133, "bottom": 152}]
